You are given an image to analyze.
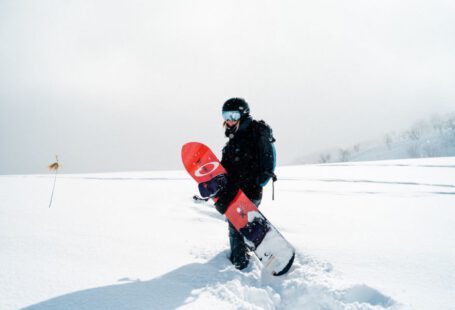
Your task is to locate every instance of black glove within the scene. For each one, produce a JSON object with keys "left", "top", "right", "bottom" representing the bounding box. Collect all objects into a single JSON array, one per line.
[
  {"left": 214, "top": 200, "right": 229, "bottom": 214},
  {"left": 214, "top": 177, "right": 239, "bottom": 214}
]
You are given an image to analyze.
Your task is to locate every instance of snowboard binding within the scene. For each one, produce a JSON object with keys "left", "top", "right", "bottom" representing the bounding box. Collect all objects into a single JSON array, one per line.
[{"left": 197, "top": 174, "right": 228, "bottom": 199}]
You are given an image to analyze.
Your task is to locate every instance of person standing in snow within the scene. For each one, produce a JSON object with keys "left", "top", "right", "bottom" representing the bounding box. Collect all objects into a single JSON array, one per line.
[{"left": 214, "top": 98, "right": 277, "bottom": 270}]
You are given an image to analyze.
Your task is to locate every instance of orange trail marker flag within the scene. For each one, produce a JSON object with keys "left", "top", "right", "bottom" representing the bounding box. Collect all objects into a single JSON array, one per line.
[{"left": 48, "top": 155, "right": 60, "bottom": 208}]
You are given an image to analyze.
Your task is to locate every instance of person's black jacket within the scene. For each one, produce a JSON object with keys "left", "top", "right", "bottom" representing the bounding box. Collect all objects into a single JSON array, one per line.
[{"left": 215, "top": 116, "right": 275, "bottom": 214}]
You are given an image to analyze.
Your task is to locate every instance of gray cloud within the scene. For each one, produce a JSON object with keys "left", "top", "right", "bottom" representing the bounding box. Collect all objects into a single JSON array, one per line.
[{"left": 1, "top": 0, "right": 454, "bottom": 174}]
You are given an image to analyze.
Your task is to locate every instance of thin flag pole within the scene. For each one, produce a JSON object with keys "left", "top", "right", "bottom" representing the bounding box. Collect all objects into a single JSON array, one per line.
[{"left": 48, "top": 155, "right": 60, "bottom": 208}]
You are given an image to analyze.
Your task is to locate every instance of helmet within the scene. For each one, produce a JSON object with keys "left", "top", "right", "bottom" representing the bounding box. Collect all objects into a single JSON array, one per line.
[{"left": 222, "top": 98, "right": 250, "bottom": 121}]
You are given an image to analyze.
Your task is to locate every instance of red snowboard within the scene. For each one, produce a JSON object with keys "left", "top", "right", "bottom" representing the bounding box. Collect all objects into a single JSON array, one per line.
[{"left": 182, "top": 142, "right": 295, "bottom": 276}]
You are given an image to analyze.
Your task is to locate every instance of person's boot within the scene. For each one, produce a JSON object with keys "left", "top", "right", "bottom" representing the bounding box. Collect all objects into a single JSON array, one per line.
[{"left": 230, "top": 245, "right": 249, "bottom": 270}]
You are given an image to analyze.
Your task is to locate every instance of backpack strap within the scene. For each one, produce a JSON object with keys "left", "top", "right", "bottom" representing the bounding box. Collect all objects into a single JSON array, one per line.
[{"left": 264, "top": 171, "right": 277, "bottom": 200}]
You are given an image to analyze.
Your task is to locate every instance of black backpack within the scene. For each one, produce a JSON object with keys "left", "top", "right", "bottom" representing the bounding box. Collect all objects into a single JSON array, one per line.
[{"left": 253, "top": 120, "right": 277, "bottom": 197}]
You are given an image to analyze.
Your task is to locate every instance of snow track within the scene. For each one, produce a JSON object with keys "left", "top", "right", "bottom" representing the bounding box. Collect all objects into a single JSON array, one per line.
[{"left": 188, "top": 252, "right": 397, "bottom": 310}]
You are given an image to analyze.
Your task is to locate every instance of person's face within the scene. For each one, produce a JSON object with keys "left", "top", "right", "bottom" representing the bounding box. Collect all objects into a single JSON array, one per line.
[{"left": 226, "top": 120, "right": 239, "bottom": 127}]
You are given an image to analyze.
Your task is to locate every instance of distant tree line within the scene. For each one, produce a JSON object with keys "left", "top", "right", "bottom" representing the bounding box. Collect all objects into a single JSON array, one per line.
[{"left": 316, "top": 113, "right": 455, "bottom": 163}]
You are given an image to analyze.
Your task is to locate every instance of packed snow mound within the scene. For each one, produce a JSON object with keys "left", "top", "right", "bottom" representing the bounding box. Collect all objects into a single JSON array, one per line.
[
  {"left": 1, "top": 157, "right": 454, "bottom": 309},
  {"left": 23, "top": 252, "right": 396, "bottom": 310}
]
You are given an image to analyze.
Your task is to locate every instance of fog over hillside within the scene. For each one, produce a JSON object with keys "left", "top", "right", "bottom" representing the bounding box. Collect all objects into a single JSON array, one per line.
[{"left": 295, "top": 112, "right": 455, "bottom": 164}]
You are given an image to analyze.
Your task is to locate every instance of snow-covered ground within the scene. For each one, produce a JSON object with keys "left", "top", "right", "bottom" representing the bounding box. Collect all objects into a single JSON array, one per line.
[{"left": 1, "top": 157, "right": 455, "bottom": 310}]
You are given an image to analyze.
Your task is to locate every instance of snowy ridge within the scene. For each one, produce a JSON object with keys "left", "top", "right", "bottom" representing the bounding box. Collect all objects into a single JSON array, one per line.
[
  {"left": 295, "top": 114, "right": 455, "bottom": 164},
  {"left": 1, "top": 158, "right": 454, "bottom": 309}
]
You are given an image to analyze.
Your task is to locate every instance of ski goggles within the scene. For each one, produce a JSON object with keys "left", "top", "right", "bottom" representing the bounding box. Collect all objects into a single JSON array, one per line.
[{"left": 222, "top": 111, "right": 242, "bottom": 121}]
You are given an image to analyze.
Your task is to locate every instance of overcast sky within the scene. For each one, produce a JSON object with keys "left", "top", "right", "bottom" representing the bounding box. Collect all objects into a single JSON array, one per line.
[{"left": 1, "top": 0, "right": 454, "bottom": 174}]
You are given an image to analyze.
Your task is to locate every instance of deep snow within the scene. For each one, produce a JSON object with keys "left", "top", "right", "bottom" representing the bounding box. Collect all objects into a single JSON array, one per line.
[{"left": 1, "top": 157, "right": 454, "bottom": 309}]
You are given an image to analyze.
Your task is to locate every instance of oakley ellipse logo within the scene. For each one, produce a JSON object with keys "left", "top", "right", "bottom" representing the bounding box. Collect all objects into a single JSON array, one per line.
[{"left": 195, "top": 162, "right": 220, "bottom": 177}]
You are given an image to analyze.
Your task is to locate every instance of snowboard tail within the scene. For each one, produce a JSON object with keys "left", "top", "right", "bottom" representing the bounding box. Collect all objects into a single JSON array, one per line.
[{"left": 182, "top": 142, "right": 295, "bottom": 276}]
